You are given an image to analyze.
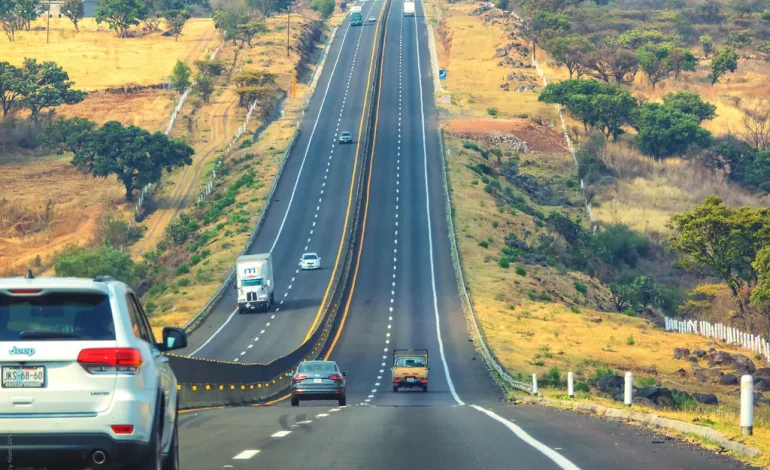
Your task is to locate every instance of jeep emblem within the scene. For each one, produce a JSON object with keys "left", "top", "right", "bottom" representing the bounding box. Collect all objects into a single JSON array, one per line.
[{"left": 9, "top": 346, "right": 35, "bottom": 356}]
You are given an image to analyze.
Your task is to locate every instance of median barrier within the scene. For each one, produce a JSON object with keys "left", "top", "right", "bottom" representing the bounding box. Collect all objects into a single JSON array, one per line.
[{"left": 169, "top": 0, "right": 391, "bottom": 409}]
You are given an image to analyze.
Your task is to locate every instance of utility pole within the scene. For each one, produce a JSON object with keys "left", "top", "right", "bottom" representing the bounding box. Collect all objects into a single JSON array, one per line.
[
  {"left": 46, "top": 0, "right": 51, "bottom": 44},
  {"left": 287, "top": 8, "right": 290, "bottom": 57}
]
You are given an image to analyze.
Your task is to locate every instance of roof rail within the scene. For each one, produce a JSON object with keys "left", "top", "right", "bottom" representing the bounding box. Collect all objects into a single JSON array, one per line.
[{"left": 93, "top": 275, "right": 116, "bottom": 283}]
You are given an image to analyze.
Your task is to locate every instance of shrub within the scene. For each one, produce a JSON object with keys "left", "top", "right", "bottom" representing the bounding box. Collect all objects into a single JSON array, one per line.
[
  {"left": 478, "top": 240, "right": 489, "bottom": 248},
  {"left": 626, "top": 335, "right": 635, "bottom": 345},
  {"left": 498, "top": 257, "right": 510, "bottom": 268},
  {"left": 176, "top": 264, "right": 190, "bottom": 275},
  {"left": 53, "top": 243, "right": 141, "bottom": 285},
  {"left": 487, "top": 107, "right": 498, "bottom": 116},
  {"left": 574, "top": 280, "right": 587, "bottom": 295},
  {"left": 515, "top": 265, "right": 527, "bottom": 276},
  {"left": 492, "top": 220, "right": 499, "bottom": 228}
]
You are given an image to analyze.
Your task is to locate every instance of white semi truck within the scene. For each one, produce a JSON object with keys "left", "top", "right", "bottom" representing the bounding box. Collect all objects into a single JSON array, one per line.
[
  {"left": 351, "top": 5, "right": 363, "bottom": 25},
  {"left": 235, "top": 253, "right": 274, "bottom": 313},
  {"left": 403, "top": 1, "right": 415, "bottom": 16}
]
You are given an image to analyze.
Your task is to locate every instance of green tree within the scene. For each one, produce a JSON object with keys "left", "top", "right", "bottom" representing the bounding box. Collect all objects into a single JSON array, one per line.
[
  {"left": 609, "top": 282, "right": 634, "bottom": 312},
  {"left": 668, "top": 196, "right": 770, "bottom": 297},
  {"left": 309, "top": 0, "right": 334, "bottom": 19},
  {"left": 762, "top": 9, "right": 770, "bottom": 22},
  {"left": 53, "top": 242, "right": 143, "bottom": 286},
  {"left": 637, "top": 43, "right": 672, "bottom": 89},
  {"left": 238, "top": 21, "right": 268, "bottom": 47},
  {"left": 0, "top": 61, "right": 23, "bottom": 116},
  {"left": 728, "top": 0, "right": 764, "bottom": 18},
  {"left": 751, "top": 246, "right": 770, "bottom": 308},
  {"left": 212, "top": 6, "right": 248, "bottom": 44},
  {"left": 661, "top": 91, "right": 716, "bottom": 123},
  {"left": 233, "top": 70, "right": 276, "bottom": 108},
  {"left": 529, "top": 11, "right": 570, "bottom": 56},
  {"left": 0, "top": 0, "right": 37, "bottom": 41},
  {"left": 667, "top": 48, "right": 697, "bottom": 80},
  {"left": 699, "top": 34, "right": 714, "bottom": 58},
  {"left": 631, "top": 276, "right": 662, "bottom": 312},
  {"left": 539, "top": 78, "right": 638, "bottom": 139},
  {"left": 13, "top": 0, "right": 38, "bottom": 31},
  {"left": 634, "top": 103, "right": 713, "bottom": 159},
  {"left": 710, "top": 46, "right": 739, "bottom": 86},
  {"left": 194, "top": 58, "right": 226, "bottom": 76},
  {"left": 96, "top": 0, "right": 148, "bottom": 37},
  {"left": 163, "top": 8, "right": 190, "bottom": 40},
  {"left": 672, "top": 12, "right": 691, "bottom": 36},
  {"left": 61, "top": 0, "right": 85, "bottom": 32},
  {"left": 494, "top": 0, "right": 508, "bottom": 9},
  {"left": 245, "top": 0, "right": 277, "bottom": 18},
  {"left": 169, "top": 60, "right": 191, "bottom": 94},
  {"left": 192, "top": 72, "right": 214, "bottom": 103},
  {"left": 39, "top": 116, "right": 97, "bottom": 155},
  {"left": 71, "top": 121, "right": 194, "bottom": 201},
  {"left": 543, "top": 35, "right": 594, "bottom": 79},
  {"left": 19, "top": 58, "right": 87, "bottom": 119}
]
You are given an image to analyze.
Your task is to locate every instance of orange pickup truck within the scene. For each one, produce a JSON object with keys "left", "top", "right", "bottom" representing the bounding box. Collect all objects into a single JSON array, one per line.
[{"left": 391, "top": 349, "right": 429, "bottom": 392}]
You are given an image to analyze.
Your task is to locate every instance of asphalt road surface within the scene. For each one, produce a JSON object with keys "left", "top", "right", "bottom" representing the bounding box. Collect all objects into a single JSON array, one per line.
[
  {"left": 180, "top": 0, "right": 386, "bottom": 363},
  {"left": 177, "top": 0, "right": 760, "bottom": 468}
]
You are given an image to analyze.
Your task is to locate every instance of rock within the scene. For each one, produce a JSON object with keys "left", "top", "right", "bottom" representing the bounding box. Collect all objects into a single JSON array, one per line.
[
  {"left": 703, "top": 368, "right": 723, "bottom": 380},
  {"left": 597, "top": 374, "right": 624, "bottom": 395},
  {"left": 754, "top": 378, "right": 770, "bottom": 392},
  {"left": 707, "top": 351, "right": 735, "bottom": 367},
  {"left": 756, "top": 393, "right": 770, "bottom": 405},
  {"left": 673, "top": 348, "right": 690, "bottom": 360},
  {"left": 693, "top": 371, "right": 708, "bottom": 383},
  {"left": 719, "top": 374, "right": 738, "bottom": 386},
  {"left": 589, "top": 316, "right": 602, "bottom": 323},
  {"left": 692, "top": 349, "right": 706, "bottom": 358},
  {"left": 633, "top": 397, "right": 658, "bottom": 409},
  {"left": 687, "top": 356, "right": 699, "bottom": 362},
  {"left": 500, "top": 82, "right": 510, "bottom": 91},
  {"left": 636, "top": 386, "right": 675, "bottom": 408},
  {"left": 507, "top": 174, "right": 565, "bottom": 206},
  {"left": 692, "top": 392, "right": 719, "bottom": 405},
  {"left": 675, "top": 368, "right": 687, "bottom": 377},
  {"left": 731, "top": 354, "right": 756, "bottom": 374},
  {"left": 647, "top": 365, "right": 658, "bottom": 376},
  {"left": 755, "top": 368, "right": 770, "bottom": 379}
]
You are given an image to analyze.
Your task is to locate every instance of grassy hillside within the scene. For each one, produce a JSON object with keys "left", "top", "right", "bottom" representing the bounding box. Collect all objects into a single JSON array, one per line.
[{"left": 425, "top": 0, "right": 770, "bottom": 465}]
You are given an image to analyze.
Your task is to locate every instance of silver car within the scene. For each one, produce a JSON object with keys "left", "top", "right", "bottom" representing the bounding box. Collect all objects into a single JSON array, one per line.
[
  {"left": 290, "top": 360, "right": 348, "bottom": 406},
  {"left": 299, "top": 253, "right": 321, "bottom": 270},
  {"left": 339, "top": 131, "right": 353, "bottom": 144}
]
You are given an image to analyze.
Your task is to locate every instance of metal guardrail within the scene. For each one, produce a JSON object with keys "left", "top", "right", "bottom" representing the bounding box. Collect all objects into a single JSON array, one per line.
[{"left": 436, "top": 126, "right": 534, "bottom": 395}]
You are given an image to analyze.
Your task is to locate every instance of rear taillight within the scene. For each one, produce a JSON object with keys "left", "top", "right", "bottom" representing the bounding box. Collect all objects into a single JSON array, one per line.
[
  {"left": 293, "top": 374, "right": 307, "bottom": 382},
  {"left": 8, "top": 289, "right": 42, "bottom": 295},
  {"left": 78, "top": 348, "right": 142, "bottom": 374},
  {"left": 420, "top": 379, "right": 428, "bottom": 384},
  {"left": 328, "top": 374, "right": 342, "bottom": 381},
  {"left": 111, "top": 425, "right": 134, "bottom": 434},
  {"left": 392, "top": 379, "right": 400, "bottom": 384}
]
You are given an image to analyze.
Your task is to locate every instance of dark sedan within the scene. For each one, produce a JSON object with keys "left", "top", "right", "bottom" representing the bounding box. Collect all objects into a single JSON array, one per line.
[{"left": 290, "top": 360, "right": 348, "bottom": 406}]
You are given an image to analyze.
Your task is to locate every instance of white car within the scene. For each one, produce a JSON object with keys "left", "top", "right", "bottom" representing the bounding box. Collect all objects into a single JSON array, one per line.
[
  {"left": 368, "top": 16, "right": 376, "bottom": 22},
  {"left": 299, "top": 253, "right": 321, "bottom": 270},
  {"left": 0, "top": 273, "right": 188, "bottom": 470}
]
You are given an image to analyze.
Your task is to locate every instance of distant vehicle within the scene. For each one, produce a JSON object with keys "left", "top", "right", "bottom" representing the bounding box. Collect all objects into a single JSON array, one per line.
[
  {"left": 392, "top": 348, "right": 429, "bottom": 392},
  {"left": 339, "top": 131, "right": 353, "bottom": 144},
  {"left": 290, "top": 360, "right": 349, "bottom": 406},
  {"left": 299, "top": 253, "right": 321, "bottom": 270},
  {"left": 235, "top": 253, "right": 274, "bottom": 313},
  {"left": 0, "top": 274, "right": 188, "bottom": 469},
  {"left": 351, "top": 5, "right": 363, "bottom": 25},
  {"left": 403, "top": 1, "right": 415, "bottom": 16},
  {"left": 368, "top": 15, "right": 376, "bottom": 22}
]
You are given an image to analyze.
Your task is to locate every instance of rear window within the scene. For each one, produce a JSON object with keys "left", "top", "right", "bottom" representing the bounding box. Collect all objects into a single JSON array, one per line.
[
  {"left": 298, "top": 362, "right": 337, "bottom": 373},
  {"left": 303, "top": 254, "right": 317, "bottom": 260},
  {"left": 0, "top": 292, "right": 115, "bottom": 341}
]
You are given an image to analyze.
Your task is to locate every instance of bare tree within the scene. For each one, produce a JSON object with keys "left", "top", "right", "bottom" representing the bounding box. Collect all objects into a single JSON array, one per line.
[{"left": 734, "top": 104, "right": 770, "bottom": 151}]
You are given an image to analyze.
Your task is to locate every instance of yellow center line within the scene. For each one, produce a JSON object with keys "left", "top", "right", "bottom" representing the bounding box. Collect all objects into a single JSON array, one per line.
[
  {"left": 303, "top": 0, "right": 390, "bottom": 342},
  {"left": 325, "top": 0, "right": 391, "bottom": 360}
]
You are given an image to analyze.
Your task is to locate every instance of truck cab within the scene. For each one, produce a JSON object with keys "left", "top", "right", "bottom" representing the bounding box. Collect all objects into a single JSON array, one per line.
[
  {"left": 391, "top": 349, "right": 429, "bottom": 392},
  {"left": 235, "top": 253, "right": 274, "bottom": 313},
  {"left": 351, "top": 5, "right": 363, "bottom": 25}
]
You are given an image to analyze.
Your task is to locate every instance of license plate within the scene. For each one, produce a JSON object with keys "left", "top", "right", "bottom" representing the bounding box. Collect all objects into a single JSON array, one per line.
[
  {"left": 313, "top": 378, "right": 323, "bottom": 383},
  {"left": 2, "top": 366, "right": 45, "bottom": 388},
  {"left": 406, "top": 378, "right": 415, "bottom": 383}
]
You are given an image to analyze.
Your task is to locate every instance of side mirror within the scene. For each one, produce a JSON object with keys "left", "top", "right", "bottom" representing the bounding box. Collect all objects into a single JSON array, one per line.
[
  {"left": 160, "top": 327, "right": 187, "bottom": 351},
  {"left": 342, "top": 371, "right": 349, "bottom": 377},
  {"left": 288, "top": 371, "right": 294, "bottom": 377}
]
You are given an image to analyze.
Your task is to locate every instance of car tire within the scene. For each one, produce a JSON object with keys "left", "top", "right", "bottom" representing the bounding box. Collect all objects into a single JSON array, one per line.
[
  {"left": 339, "top": 394, "right": 347, "bottom": 406},
  {"left": 141, "top": 401, "right": 163, "bottom": 470},
  {"left": 392, "top": 385, "right": 398, "bottom": 392},
  {"left": 291, "top": 395, "right": 299, "bottom": 406},
  {"left": 270, "top": 292, "right": 275, "bottom": 303},
  {"left": 422, "top": 385, "right": 428, "bottom": 393},
  {"left": 162, "top": 416, "right": 179, "bottom": 470}
]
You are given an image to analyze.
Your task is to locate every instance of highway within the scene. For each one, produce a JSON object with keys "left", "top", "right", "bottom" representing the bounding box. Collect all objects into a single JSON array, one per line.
[
  {"left": 180, "top": 0, "right": 385, "bottom": 363},
  {"left": 176, "top": 1, "right": 758, "bottom": 468}
]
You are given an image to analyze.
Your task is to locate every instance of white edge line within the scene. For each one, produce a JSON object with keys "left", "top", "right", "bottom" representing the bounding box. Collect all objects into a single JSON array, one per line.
[
  {"left": 471, "top": 405, "right": 581, "bottom": 470},
  {"left": 413, "top": 3, "right": 463, "bottom": 407},
  {"left": 188, "top": 308, "right": 237, "bottom": 357}
]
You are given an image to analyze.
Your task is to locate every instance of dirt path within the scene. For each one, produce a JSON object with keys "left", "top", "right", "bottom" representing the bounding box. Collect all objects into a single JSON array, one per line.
[{"left": 130, "top": 89, "right": 239, "bottom": 256}]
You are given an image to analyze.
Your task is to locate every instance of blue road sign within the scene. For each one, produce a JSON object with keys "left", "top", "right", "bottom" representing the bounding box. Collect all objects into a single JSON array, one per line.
[{"left": 439, "top": 69, "right": 447, "bottom": 80}]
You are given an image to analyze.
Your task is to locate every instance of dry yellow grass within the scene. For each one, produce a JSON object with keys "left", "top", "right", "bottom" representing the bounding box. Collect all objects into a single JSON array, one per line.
[
  {"left": 1, "top": 18, "right": 218, "bottom": 90},
  {"left": 57, "top": 89, "right": 176, "bottom": 131},
  {"left": 423, "top": 0, "right": 554, "bottom": 122},
  {"left": 433, "top": 5, "right": 770, "bottom": 466}
]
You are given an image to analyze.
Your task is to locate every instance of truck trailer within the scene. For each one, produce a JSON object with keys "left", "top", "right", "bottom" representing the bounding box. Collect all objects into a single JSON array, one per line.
[
  {"left": 235, "top": 253, "right": 274, "bottom": 313},
  {"left": 351, "top": 5, "right": 363, "bottom": 25},
  {"left": 403, "top": 1, "right": 415, "bottom": 16}
]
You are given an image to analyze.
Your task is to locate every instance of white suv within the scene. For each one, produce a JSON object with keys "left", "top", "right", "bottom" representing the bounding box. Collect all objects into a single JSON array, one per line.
[{"left": 0, "top": 274, "right": 188, "bottom": 470}]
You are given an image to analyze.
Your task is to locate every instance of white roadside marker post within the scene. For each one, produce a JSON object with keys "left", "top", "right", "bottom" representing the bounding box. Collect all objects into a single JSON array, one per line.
[
  {"left": 568, "top": 371, "right": 574, "bottom": 399},
  {"left": 624, "top": 372, "right": 633, "bottom": 406},
  {"left": 741, "top": 375, "right": 754, "bottom": 436}
]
